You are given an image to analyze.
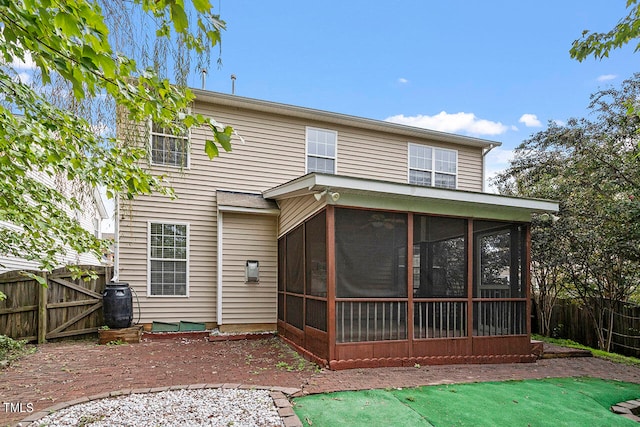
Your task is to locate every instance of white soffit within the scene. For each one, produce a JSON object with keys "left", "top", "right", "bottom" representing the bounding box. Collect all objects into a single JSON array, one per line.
[{"left": 263, "top": 173, "right": 559, "bottom": 214}]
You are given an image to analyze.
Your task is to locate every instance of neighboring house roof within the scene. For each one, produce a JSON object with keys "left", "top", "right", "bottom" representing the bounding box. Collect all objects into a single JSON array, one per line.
[
  {"left": 263, "top": 173, "right": 559, "bottom": 223},
  {"left": 192, "top": 89, "right": 501, "bottom": 151}
]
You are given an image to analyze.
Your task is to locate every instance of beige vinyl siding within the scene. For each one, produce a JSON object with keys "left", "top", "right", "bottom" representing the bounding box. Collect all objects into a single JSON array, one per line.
[
  {"left": 119, "top": 193, "right": 218, "bottom": 324},
  {"left": 221, "top": 213, "right": 278, "bottom": 325},
  {"left": 456, "top": 146, "right": 484, "bottom": 192},
  {"left": 118, "top": 97, "right": 488, "bottom": 324},
  {"left": 191, "top": 102, "right": 486, "bottom": 190},
  {"left": 277, "top": 195, "right": 324, "bottom": 237}
]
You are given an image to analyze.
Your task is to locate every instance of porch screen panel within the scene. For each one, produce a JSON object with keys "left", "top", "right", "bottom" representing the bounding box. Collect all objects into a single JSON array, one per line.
[
  {"left": 473, "top": 221, "right": 527, "bottom": 336},
  {"left": 335, "top": 208, "right": 407, "bottom": 298},
  {"left": 413, "top": 216, "right": 467, "bottom": 298},
  {"left": 286, "top": 226, "right": 304, "bottom": 294},
  {"left": 306, "top": 298, "right": 327, "bottom": 331},
  {"left": 286, "top": 295, "right": 304, "bottom": 330},
  {"left": 473, "top": 221, "right": 526, "bottom": 299},
  {"left": 305, "top": 211, "right": 327, "bottom": 297}
]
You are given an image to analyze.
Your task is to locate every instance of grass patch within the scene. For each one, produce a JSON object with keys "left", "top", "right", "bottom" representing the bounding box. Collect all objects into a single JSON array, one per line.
[{"left": 533, "top": 334, "right": 640, "bottom": 366}]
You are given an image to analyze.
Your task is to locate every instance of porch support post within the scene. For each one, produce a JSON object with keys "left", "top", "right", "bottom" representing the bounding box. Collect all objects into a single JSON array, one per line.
[
  {"left": 467, "top": 219, "right": 474, "bottom": 347},
  {"left": 326, "top": 205, "right": 336, "bottom": 362},
  {"left": 407, "top": 213, "right": 414, "bottom": 356},
  {"left": 525, "top": 224, "right": 532, "bottom": 335}
]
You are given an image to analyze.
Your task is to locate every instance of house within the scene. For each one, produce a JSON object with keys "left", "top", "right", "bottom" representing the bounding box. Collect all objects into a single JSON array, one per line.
[
  {"left": 117, "top": 90, "right": 558, "bottom": 369},
  {"left": 0, "top": 183, "right": 109, "bottom": 274}
]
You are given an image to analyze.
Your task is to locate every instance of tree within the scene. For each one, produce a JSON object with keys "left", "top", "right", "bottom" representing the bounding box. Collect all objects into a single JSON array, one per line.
[
  {"left": 493, "top": 74, "right": 640, "bottom": 350},
  {"left": 570, "top": 0, "right": 640, "bottom": 118},
  {"left": 0, "top": 0, "right": 233, "bottom": 300},
  {"left": 570, "top": 0, "right": 640, "bottom": 62}
]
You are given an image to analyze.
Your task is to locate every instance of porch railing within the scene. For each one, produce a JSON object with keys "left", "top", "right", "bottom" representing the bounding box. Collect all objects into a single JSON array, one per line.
[
  {"left": 336, "top": 301, "right": 407, "bottom": 343},
  {"left": 473, "top": 300, "right": 526, "bottom": 336},
  {"left": 413, "top": 301, "right": 467, "bottom": 339}
]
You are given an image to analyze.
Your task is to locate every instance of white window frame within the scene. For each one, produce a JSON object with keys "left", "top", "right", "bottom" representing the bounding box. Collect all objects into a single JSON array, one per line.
[
  {"left": 408, "top": 143, "right": 458, "bottom": 189},
  {"left": 147, "top": 221, "right": 190, "bottom": 297},
  {"left": 306, "top": 127, "right": 337, "bottom": 174},
  {"left": 149, "top": 119, "right": 191, "bottom": 169}
]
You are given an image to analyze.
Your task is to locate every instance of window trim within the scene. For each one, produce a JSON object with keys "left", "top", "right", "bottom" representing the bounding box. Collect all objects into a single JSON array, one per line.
[
  {"left": 148, "top": 119, "right": 191, "bottom": 169},
  {"left": 305, "top": 126, "right": 337, "bottom": 174},
  {"left": 407, "top": 143, "right": 458, "bottom": 189},
  {"left": 147, "top": 221, "right": 190, "bottom": 298}
]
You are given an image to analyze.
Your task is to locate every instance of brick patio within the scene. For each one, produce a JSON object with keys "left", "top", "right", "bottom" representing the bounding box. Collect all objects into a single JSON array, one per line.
[{"left": 2, "top": 337, "right": 640, "bottom": 426}]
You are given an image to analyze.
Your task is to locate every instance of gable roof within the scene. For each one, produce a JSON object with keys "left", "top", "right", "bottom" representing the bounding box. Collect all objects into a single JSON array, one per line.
[{"left": 191, "top": 89, "right": 501, "bottom": 150}]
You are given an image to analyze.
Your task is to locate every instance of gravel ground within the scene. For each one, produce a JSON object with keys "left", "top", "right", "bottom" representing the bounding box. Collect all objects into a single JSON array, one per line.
[{"left": 32, "top": 388, "right": 284, "bottom": 427}]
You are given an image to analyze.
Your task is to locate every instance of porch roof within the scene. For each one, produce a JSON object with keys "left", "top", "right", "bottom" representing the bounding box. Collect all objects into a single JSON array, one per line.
[{"left": 263, "top": 173, "right": 559, "bottom": 222}]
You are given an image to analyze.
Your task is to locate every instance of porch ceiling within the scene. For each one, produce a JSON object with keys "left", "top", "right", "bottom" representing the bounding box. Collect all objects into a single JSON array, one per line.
[{"left": 263, "top": 173, "right": 559, "bottom": 222}]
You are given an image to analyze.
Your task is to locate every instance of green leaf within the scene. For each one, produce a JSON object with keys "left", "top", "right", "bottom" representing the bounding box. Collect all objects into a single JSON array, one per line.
[
  {"left": 54, "top": 12, "right": 79, "bottom": 36},
  {"left": 214, "top": 126, "right": 233, "bottom": 152},
  {"left": 170, "top": 3, "right": 189, "bottom": 33},
  {"left": 192, "top": 0, "right": 212, "bottom": 13},
  {"left": 204, "top": 139, "right": 219, "bottom": 159}
]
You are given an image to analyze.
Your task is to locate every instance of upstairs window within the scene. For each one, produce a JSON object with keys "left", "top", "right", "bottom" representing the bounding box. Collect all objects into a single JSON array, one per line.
[
  {"left": 150, "top": 121, "right": 189, "bottom": 168},
  {"left": 408, "top": 143, "right": 457, "bottom": 189},
  {"left": 306, "top": 127, "right": 336, "bottom": 174}
]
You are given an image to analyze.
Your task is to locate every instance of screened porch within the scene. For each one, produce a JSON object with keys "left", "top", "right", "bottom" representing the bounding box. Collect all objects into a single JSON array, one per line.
[{"left": 277, "top": 206, "right": 533, "bottom": 369}]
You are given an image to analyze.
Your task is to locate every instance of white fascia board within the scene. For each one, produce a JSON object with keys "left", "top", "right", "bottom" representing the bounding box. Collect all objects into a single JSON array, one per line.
[
  {"left": 217, "top": 205, "right": 280, "bottom": 216},
  {"left": 263, "top": 173, "right": 559, "bottom": 214}
]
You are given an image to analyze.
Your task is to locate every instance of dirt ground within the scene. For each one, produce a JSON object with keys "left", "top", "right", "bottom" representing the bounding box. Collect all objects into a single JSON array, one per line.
[{"left": 2, "top": 337, "right": 640, "bottom": 425}]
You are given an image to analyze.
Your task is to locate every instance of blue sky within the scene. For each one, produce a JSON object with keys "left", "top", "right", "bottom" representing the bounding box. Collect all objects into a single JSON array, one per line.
[{"left": 189, "top": 1, "right": 637, "bottom": 189}]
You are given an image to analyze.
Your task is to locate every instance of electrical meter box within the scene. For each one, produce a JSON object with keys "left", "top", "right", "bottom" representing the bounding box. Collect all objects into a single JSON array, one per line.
[{"left": 245, "top": 260, "right": 259, "bottom": 283}]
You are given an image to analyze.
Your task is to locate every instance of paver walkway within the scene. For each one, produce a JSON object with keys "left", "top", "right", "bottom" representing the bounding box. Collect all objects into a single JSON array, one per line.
[{"left": 2, "top": 337, "right": 640, "bottom": 426}]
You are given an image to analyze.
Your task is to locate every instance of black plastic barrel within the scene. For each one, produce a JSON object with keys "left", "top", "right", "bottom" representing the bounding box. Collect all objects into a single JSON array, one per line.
[{"left": 103, "top": 282, "right": 133, "bottom": 329}]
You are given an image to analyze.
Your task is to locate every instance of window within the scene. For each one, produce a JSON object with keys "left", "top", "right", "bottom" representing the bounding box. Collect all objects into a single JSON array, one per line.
[
  {"left": 408, "top": 143, "right": 457, "bottom": 189},
  {"left": 149, "top": 222, "right": 188, "bottom": 296},
  {"left": 306, "top": 127, "right": 336, "bottom": 174},
  {"left": 150, "top": 122, "right": 189, "bottom": 167}
]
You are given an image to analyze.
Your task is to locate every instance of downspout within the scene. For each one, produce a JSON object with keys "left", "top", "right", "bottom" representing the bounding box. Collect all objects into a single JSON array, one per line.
[
  {"left": 482, "top": 144, "right": 496, "bottom": 193},
  {"left": 216, "top": 211, "right": 223, "bottom": 326},
  {"left": 112, "top": 196, "right": 119, "bottom": 282}
]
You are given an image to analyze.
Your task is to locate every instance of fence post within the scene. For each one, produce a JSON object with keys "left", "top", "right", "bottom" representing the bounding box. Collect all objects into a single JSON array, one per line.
[{"left": 38, "top": 272, "right": 47, "bottom": 344}]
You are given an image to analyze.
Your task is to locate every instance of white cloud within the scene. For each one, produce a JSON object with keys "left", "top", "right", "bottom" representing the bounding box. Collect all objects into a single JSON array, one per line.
[
  {"left": 385, "top": 111, "right": 508, "bottom": 136},
  {"left": 553, "top": 119, "right": 566, "bottom": 126},
  {"left": 597, "top": 74, "right": 617, "bottom": 82},
  {"left": 398, "top": 77, "right": 408, "bottom": 84},
  {"left": 518, "top": 113, "right": 542, "bottom": 127}
]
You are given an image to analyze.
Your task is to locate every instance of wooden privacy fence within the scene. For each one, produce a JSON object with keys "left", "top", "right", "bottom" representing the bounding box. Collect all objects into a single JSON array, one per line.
[
  {"left": 0, "top": 265, "right": 112, "bottom": 343},
  {"left": 548, "top": 299, "right": 640, "bottom": 358}
]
